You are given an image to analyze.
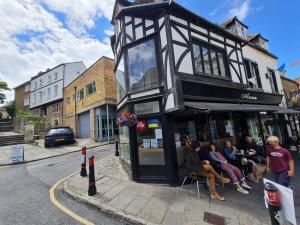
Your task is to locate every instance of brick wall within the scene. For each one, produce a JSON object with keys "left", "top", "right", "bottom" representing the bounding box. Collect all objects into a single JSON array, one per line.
[
  {"left": 64, "top": 57, "right": 117, "bottom": 138},
  {"left": 15, "top": 85, "right": 30, "bottom": 112},
  {"left": 281, "top": 76, "right": 299, "bottom": 107}
]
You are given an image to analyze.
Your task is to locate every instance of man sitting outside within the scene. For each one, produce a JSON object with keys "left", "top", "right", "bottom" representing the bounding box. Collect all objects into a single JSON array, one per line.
[
  {"left": 266, "top": 136, "right": 294, "bottom": 187},
  {"left": 186, "top": 141, "right": 230, "bottom": 201},
  {"left": 244, "top": 136, "right": 266, "bottom": 164}
]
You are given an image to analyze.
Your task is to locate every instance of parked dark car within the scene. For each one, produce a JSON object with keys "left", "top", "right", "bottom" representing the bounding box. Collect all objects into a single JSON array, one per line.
[{"left": 44, "top": 126, "right": 75, "bottom": 147}]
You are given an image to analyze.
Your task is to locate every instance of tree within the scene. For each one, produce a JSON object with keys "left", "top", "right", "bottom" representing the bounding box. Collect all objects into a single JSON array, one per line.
[
  {"left": 0, "top": 80, "right": 10, "bottom": 104},
  {"left": 4, "top": 100, "right": 15, "bottom": 118}
]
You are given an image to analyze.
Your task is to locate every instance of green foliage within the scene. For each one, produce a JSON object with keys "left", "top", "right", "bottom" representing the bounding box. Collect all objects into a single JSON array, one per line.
[
  {"left": 0, "top": 80, "right": 10, "bottom": 104},
  {"left": 16, "top": 111, "right": 49, "bottom": 131},
  {"left": 4, "top": 100, "right": 15, "bottom": 118}
]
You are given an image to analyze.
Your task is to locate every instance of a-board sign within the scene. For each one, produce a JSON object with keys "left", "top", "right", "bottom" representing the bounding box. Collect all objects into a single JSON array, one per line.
[
  {"left": 11, "top": 145, "right": 24, "bottom": 163},
  {"left": 263, "top": 178, "right": 297, "bottom": 225}
]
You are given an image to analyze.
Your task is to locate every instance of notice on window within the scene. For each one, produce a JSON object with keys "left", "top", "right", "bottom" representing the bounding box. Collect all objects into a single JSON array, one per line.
[
  {"left": 155, "top": 129, "right": 162, "bottom": 139},
  {"left": 143, "top": 139, "right": 151, "bottom": 149},
  {"left": 151, "top": 139, "right": 158, "bottom": 148},
  {"left": 11, "top": 145, "right": 24, "bottom": 163},
  {"left": 148, "top": 119, "right": 158, "bottom": 128}
]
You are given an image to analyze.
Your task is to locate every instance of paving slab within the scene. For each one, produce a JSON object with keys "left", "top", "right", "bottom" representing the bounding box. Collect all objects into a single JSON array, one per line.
[{"left": 61, "top": 154, "right": 300, "bottom": 225}]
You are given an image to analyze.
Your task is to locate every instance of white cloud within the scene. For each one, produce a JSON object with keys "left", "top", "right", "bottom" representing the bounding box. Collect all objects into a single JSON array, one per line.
[
  {"left": 228, "top": 0, "right": 250, "bottom": 21},
  {"left": 41, "top": 0, "right": 115, "bottom": 34},
  {"left": 0, "top": 0, "right": 114, "bottom": 105}
]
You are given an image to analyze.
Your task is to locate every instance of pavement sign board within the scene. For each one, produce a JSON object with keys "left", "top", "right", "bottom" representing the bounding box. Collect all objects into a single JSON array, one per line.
[{"left": 11, "top": 145, "right": 24, "bottom": 163}]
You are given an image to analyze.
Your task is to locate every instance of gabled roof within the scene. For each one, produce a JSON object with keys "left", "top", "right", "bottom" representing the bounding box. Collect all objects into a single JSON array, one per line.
[
  {"left": 247, "top": 33, "right": 269, "bottom": 42},
  {"left": 13, "top": 80, "right": 30, "bottom": 89},
  {"left": 65, "top": 56, "right": 114, "bottom": 89},
  {"left": 114, "top": 0, "right": 245, "bottom": 43},
  {"left": 222, "top": 16, "right": 249, "bottom": 29}
]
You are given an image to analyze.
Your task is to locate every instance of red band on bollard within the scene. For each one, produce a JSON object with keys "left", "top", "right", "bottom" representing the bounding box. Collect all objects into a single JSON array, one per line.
[
  {"left": 82, "top": 146, "right": 87, "bottom": 155},
  {"left": 89, "top": 156, "right": 94, "bottom": 167}
]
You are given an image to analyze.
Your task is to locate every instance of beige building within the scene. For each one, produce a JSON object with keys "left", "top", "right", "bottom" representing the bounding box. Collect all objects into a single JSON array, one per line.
[
  {"left": 64, "top": 56, "right": 117, "bottom": 141},
  {"left": 280, "top": 75, "right": 300, "bottom": 108}
]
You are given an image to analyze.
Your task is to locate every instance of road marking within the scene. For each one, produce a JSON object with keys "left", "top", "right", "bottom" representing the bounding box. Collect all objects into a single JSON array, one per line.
[{"left": 49, "top": 153, "right": 114, "bottom": 225}]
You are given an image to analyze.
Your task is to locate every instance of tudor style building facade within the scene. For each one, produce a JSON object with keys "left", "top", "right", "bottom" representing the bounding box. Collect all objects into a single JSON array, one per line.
[{"left": 111, "top": 0, "right": 293, "bottom": 185}]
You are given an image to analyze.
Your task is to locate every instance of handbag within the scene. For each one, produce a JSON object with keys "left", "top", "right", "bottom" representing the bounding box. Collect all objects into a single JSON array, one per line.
[{"left": 254, "top": 163, "right": 266, "bottom": 181}]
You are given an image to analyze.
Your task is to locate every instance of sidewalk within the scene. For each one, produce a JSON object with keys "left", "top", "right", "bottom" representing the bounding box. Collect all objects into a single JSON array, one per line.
[
  {"left": 61, "top": 155, "right": 300, "bottom": 225},
  {"left": 0, "top": 138, "right": 112, "bottom": 166}
]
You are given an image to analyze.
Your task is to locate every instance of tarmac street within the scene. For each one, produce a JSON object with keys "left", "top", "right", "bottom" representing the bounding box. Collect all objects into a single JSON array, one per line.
[{"left": 0, "top": 144, "right": 128, "bottom": 225}]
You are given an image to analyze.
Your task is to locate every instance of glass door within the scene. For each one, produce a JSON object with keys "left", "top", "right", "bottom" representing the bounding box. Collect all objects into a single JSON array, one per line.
[{"left": 135, "top": 117, "right": 167, "bottom": 179}]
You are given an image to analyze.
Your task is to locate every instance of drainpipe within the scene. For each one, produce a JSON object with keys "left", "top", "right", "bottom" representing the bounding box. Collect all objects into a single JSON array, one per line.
[
  {"left": 74, "top": 86, "right": 77, "bottom": 138},
  {"left": 107, "top": 104, "right": 110, "bottom": 142}
]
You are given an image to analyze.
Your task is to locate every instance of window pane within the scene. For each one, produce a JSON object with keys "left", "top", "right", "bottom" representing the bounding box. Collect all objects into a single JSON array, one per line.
[
  {"left": 128, "top": 39, "right": 158, "bottom": 91},
  {"left": 116, "top": 56, "right": 126, "bottom": 102},
  {"left": 137, "top": 119, "right": 165, "bottom": 165},
  {"left": 119, "top": 126, "right": 130, "bottom": 165},
  {"left": 202, "top": 47, "right": 211, "bottom": 74},
  {"left": 210, "top": 49, "right": 219, "bottom": 76},
  {"left": 134, "top": 101, "right": 160, "bottom": 115},
  {"left": 218, "top": 52, "right": 226, "bottom": 77},
  {"left": 193, "top": 44, "right": 203, "bottom": 73}
]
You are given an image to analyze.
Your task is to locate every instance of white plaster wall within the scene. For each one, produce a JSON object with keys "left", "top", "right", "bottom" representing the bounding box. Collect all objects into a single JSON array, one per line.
[
  {"left": 243, "top": 45, "right": 285, "bottom": 105},
  {"left": 64, "top": 62, "right": 86, "bottom": 87},
  {"left": 30, "top": 80, "right": 63, "bottom": 108}
]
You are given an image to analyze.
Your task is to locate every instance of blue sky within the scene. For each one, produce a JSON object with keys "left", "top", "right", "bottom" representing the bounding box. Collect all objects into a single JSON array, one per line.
[
  {"left": 176, "top": 0, "right": 300, "bottom": 79},
  {"left": 0, "top": 0, "right": 299, "bottom": 104}
]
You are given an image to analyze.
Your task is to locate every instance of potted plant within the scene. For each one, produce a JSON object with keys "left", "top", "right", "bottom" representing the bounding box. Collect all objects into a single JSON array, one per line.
[{"left": 116, "top": 112, "right": 138, "bottom": 127}]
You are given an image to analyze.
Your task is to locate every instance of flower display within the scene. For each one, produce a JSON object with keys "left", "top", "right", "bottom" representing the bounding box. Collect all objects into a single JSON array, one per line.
[{"left": 116, "top": 112, "right": 138, "bottom": 127}]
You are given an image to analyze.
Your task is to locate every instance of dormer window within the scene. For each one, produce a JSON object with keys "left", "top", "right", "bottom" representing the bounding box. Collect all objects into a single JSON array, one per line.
[
  {"left": 222, "top": 17, "right": 248, "bottom": 40},
  {"left": 236, "top": 23, "right": 247, "bottom": 39}
]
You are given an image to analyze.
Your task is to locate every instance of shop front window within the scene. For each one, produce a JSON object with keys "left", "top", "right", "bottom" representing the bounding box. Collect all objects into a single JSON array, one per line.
[
  {"left": 128, "top": 39, "right": 158, "bottom": 92},
  {"left": 260, "top": 114, "right": 277, "bottom": 140},
  {"left": 119, "top": 126, "right": 130, "bottom": 165},
  {"left": 134, "top": 101, "right": 160, "bottom": 115},
  {"left": 136, "top": 118, "right": 165, "bottom": 165},
  {"left": 247, "top": 114, "right": 262, "bottom": 145},
  {"left": 116, "top": 56, "right": 126, "bottom": 102},
  {"left": 209, "top": 113, "right": 235, "bottom": 148}
]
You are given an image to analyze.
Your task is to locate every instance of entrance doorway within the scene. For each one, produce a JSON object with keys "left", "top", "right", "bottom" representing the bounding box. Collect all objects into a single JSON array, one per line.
[{"left": 135, "top": 117, "right": 168, "bottom": 181}]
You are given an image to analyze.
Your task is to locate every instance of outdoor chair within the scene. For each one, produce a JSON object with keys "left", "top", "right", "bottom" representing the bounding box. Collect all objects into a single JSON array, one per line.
[{"left": 180, "top": 159, "right": 209, "bottom": 198}]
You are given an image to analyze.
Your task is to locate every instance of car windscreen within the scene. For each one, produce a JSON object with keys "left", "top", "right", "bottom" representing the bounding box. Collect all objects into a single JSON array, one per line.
[{"left": 48, "top": 128, "right": 72, "bottom": 135}]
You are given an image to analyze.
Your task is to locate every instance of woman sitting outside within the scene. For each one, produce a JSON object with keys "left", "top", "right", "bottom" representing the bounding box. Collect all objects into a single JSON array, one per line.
[
  {"left": 223, "top": 141, "right": 258, "bottom": 183},
  {"left": 209, "top": 143, "right": 252, "bottom": 194},
  {"left": 186, "top": 141, "right": 230, "bottom": 201}
]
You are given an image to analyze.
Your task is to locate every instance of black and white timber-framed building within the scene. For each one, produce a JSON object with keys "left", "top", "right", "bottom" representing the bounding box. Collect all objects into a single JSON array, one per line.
[{"left": 111, "top": 0, "right": 295, "bottom": 185}]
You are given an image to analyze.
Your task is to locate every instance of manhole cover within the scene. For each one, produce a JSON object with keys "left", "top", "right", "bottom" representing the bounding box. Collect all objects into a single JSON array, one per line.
[{"left": 203, "top": 212, "right": 226, "bottom": 225}]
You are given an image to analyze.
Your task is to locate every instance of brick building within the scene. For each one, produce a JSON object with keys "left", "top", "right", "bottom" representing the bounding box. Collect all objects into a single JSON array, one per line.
[
  {"left": 64, "top": 56, "right": 117, "bottom": 141},
  {"left": 280, "top": 75, "right": 300, "bottom": 108},
  {"left": 14, "top": 81, "right": 31, "bottom": 113}
]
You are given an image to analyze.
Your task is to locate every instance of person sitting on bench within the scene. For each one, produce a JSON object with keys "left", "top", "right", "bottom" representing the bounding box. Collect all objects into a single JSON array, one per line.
[
  {"left": 186, "top": 141, "right": 230, "bottom": 201},
  {"left": 209, "top": 143, "right": 252, "bottom": 194}
]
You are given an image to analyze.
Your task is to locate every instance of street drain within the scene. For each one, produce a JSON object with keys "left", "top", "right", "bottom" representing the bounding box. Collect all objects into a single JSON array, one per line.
[{"left": 203, "top": 212, "right": 226, "bottom": 225}]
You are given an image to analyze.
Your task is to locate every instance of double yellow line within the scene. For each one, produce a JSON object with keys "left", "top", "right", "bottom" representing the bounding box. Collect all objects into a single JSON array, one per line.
[{"left": 49, "top": 154, "right": 113, "bottom": 225}]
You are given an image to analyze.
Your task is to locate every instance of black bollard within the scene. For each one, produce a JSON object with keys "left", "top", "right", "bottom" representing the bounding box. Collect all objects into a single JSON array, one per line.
[
  {"left": 115, "top": 139, "right": 120, "bottom": 156},
  {"left": 264, "top": 182, "right": 282, "bottom": 225},
  {"left": 80, "top": 146, "right": 87, "bottom": 177},
  {"left": 88, "top": 156, "right": 97, "bottom": 196}
]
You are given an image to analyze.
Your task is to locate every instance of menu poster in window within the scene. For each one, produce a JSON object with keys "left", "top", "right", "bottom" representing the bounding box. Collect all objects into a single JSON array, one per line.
[
  {"left": 151, "top": 139, "right": 158, "bottom": 148},
  {"left": 143, "top": 139, "right": 151, "bottom": 149},
  {"left": 148, "top": 119, "right": 158, "bottom": 128},
  {"left": 155, "top": 129, "right": 162, "bottom": 139},
  {"left": 157, "top": 139, "right": 163, "bottom": 148}
]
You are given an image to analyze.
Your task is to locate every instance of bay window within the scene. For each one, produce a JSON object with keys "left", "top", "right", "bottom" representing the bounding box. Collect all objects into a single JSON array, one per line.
[
  {"left": 128, "top": 39, "right": 159, "bottom": 92},
  {"left": 193, "top": 42, "right": 227, "bottom": 78},
  {"left": 116, "top": 55, "right": 126, "bottom": 102}
]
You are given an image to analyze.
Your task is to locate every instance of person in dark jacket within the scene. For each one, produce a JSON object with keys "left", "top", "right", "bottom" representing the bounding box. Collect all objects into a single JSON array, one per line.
[
  {"left": 198, "top": 144, "right": 221, "bottom": 171},
  {"left": 223, "top": 141, "right": 258, "bottom": 183},
  {"left": 244, "top": 136, "right": 266, "bottom": 164},
  {"left": 186, "top": 141, "right": 230, "bottom": 201}
]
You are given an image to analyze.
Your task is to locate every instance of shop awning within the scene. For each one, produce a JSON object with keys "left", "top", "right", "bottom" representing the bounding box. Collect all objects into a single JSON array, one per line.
[
  {"left": 184, "top": 101, "right": 280, "bottom": 112},
  {"left": 274, "top": 107, "right": 300, "bottom": 114}
]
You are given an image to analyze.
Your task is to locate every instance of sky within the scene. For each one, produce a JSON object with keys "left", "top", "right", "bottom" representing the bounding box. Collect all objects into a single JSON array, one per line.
[{"left": 0, "top": 0, "right": 299, "bottom": 104}]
